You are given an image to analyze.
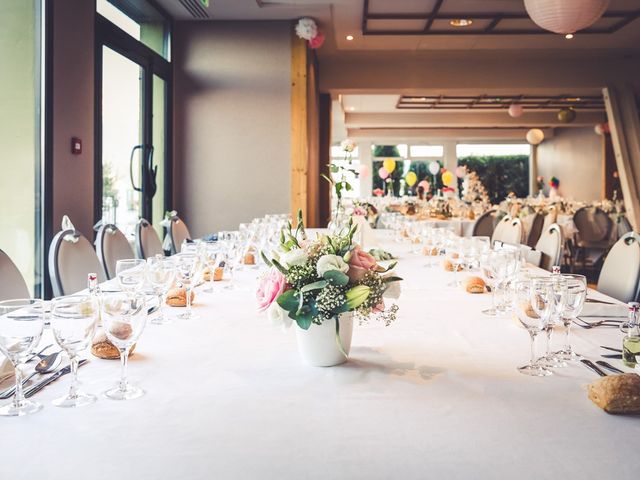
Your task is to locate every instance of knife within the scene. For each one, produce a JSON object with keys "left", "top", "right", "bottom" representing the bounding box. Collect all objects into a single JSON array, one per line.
[
  {"left": 580, "top": 359, "right": 608, "bottom": 377},
  {"left": 601, "top": 353, "right": 623, "bottom": 359},
  {"left": 600, "top": 345, "right": 623, "bottom": 353},
  {"left": 596, "top": 360, "right": 625, "bottom": 374},
  {"left": 24, "top": 359, "right": 89, "bottom": 398}
]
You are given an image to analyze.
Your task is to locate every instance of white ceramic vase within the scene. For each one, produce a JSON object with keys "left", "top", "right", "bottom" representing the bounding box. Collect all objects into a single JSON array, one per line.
[{"left": 295, "top": 313, "right": 354, "bottom": 367}]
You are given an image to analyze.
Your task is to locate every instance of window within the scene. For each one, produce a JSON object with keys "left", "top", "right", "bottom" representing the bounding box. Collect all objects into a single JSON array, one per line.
[
  {"left": 0, "top": 0, "right": 44, "bottom": 296},
  {"left": 97, "top": 0, "right": 171, "bottom": 60}
]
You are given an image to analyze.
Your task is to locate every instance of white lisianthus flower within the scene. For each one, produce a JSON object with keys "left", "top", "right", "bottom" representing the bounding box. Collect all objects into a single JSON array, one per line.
[
  {"left": 340, "top": 138, "right": 356, "bottom": 153},
  {"left": 383, "top": 272, "right": 402, "bottom": 299},
  {"left": 295, "top": 17, "right": 318, "bottom": 41},
  {"left": 267, "top": 301, "right": 292, "bottom": 331},
  {"left": 316, "top": 254, "right": 349, "bottom": 277},
  {"left": 281, "top": 248, "right": 308, "bottom": 269}
]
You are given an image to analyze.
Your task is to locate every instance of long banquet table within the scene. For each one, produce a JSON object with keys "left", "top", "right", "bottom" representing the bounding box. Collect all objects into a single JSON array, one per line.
[{"left": 2, "top": 231, "right": 639, "bottom": 479}]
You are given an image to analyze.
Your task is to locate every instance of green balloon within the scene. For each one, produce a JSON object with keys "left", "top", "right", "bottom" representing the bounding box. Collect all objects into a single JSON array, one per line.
[{"left": 558, "top": 108, "right": 576, "bottom": 124}]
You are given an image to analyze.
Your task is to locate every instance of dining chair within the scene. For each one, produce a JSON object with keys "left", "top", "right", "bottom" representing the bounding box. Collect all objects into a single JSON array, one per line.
[
  {"left": 541, "top": 205, "right": 558, "bottom": 232},
  {"left": 572, "top": 206, "right": 614, "bottom": 271},
  {"left": 490, "top": 215, "right": 511, "bottom": 246},
  {"left": 617, "top": 216, "right": 633, "bottom": 238},
  {"left": 135, "top": 218, "right": 165, "bottom": 259},
  {"left": 168, "top": 215, "right": 192, "bottom": 255},
  {"left": 472, "top": 209, "right": 503, "bottom": 237},
  {"left": 534, "top": 224, "right": 563, "bottom": 272},
  {"left": 0, "top": 248, "right": 30, "bottom": 301},
  {"left": 48, "top": 229, "right": 106, "bottom": 297},
  {"left": 526, "top": 212, "right": 545, "bottom": 248},
  {"left": 597, "top": 232, "right": 640, "bottom": 303},
  {"left": 493, "top": 217, "right": 523, "bottom": 246},
  {"left": 95, "top": 223, "right": 135, "bottom": 279}
]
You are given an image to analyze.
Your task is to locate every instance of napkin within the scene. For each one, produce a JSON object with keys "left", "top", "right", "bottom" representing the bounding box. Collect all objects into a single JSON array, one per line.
[{"left": 581, "top": 302, "right": 628, "bottom": 318}]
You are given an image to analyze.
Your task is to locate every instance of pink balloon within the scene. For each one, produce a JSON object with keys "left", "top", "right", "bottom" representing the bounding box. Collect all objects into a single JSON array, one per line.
[
  {"left": 508, "top": 104, "right": 524, "bottom": 118},
  {"left": 455, "top": 166, "right": 467, "bottom": 178},
  {"left": 378, "top": 167, "right": 389, "bottom": 179},
  {"left": 418, "top": 180, "right": 430, "bottom": 191},
  {"left": 358, "top": 164, "right": 370, "bottom": 178},
  {"left": 308, "top": 32, "right": 325, "bottom": 49}
]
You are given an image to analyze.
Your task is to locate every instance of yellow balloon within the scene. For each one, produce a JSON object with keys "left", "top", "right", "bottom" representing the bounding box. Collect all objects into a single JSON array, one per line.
[
  {"left": 383, "top": 158, "right": 396, "bottom": 174},
  {"left": 442, "top": 171, "right": 455, "bottom": 187},
  {"left": 405, "top": 171, "right": 417, "bottom": 187}
]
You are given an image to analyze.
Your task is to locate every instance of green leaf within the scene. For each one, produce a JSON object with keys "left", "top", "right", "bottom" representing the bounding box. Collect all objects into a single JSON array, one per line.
[
  {"left": 383, "top": 276, "right": 403, "bottom": 283},
  {"left": 294, "top": 313, "right": 312, "bottom": 330},
  {"left": 277, "top": 290, "right": 299, "bottom": 312},
  {"left": 260, "top": 251, "right": 273, "bottom": 268},
  {"left": 271, "top": 259, "right": 288, "bottom": 275},
  {"left": 296, "top": 290, "right": 304, "bottom": 314},
  {"left": 323, "top": 270, "right": 349, "bottom": 286},
  {"left": 301, "top": 280, "right": 328, "bottom": 293},
  {"left": 330, "top": 165, "right": 339, "bottom": 173},
  {"left": 378, "top": 261, "right": 398, "bottom": 273},
  {"left": 332, "top": 302, "right": 350, "bottom": 315},
  {"left": 344, "top": 182, "right": 352, "bottom": 191}
]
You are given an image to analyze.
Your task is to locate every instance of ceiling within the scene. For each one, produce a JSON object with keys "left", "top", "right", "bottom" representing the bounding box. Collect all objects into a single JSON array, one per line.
[{"left": 155, "top": 0, "right": 640, "bottom": 54}]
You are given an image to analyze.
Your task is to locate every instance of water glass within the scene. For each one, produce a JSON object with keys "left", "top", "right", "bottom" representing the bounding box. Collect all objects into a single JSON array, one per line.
[
  {"left": 0, "top": 299, "right": 45, "bottom": 416},
  {"left": 174, "top": 253, "right": 200, "bottom": 319},
  {"left": 146, "top": 255, "right": 175, "bottom": 325},
  {"left": 116, "top": 259, "right": 147, "bottom": 293},
  {"left": 556, "top": 274, "right": 586, "bottom": 361},
  {"left": 50, "top": 295, "right": 99, "bottom": 407}
]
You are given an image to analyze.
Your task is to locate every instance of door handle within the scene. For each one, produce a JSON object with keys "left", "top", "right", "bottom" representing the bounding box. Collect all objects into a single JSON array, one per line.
[
  {"left": 129, "top": 144, "right": 144, "bottom": 192},
  {"left": 145, "top": 145, "right": 157, "bottom": 200}
]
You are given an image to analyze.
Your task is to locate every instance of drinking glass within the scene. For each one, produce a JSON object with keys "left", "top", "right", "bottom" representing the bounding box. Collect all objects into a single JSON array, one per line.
[
  {"left": 101, "top": 292, "right": 148, "bottom": 400},
  {"left": 480, "top": 250, "right": 508, "bottom": 316},
  {"left": 201, "top": 242, "right": 220, "bottom": 294},
  {"left": 116, "top": 259, "right": 147, "bottom": 293},
  {"left": 513, "top": 280, "right": 553, "bottom": 376},
  {"left": 556, "top": 274, "right": 587, "bottom": 361},
  {"left": 446, "top": 238, "right": 465, "bottom": 287},
  {"left": 146, "top": 255, "right": 175, "bottom": 325},
  {"left": 537, "top": 275, "right": 568, "bottom": 368},
  {"left": 174, "top": 253, "right": 200, "bottom": 319},
  {"left": 50, "top": 295, "right": 99, "bottom": 407},
  {"left": 0, "top": 299, "right": 45, "bottom": 416}
]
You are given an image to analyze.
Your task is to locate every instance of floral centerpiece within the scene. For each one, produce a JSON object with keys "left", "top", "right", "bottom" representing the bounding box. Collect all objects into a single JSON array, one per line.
[{"left": 257, "top": 211, "right": 401, "bottom": 366}]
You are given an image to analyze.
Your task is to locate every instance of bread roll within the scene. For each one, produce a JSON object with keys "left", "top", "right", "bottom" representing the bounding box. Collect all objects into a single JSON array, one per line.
[
  {"left": 91, "top": 331, "right": 136, "bottom": 360},
  {"left": 166, "top": 287, "right": 195, "bottom": 307},
  {"left": 443, "top": 259, "right": 454, "bottom": 272},
  {"left": 588, "top": 373, "right": 640, "bottom": 414},
  {"left": 465, "top": 276, "right": 486, "bottom": 294},
  {"left": 203, "top": 266, "right": 225, "bottom": 282},
  {"left": 243, "top": 252, "right": 256, "bottom": 265}
]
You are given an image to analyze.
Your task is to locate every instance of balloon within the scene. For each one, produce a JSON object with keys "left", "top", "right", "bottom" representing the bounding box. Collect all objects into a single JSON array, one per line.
[
  {"left": 418, "top": 180, "right": 430, "bottom": 191},
  {"left": 383, "top": 158, "right": 396, "bottom": 174},
  {"left": 308, "top": 32, "right": 325, "bottom": 49},
  {"left": 455, "top": 166, "right": 467, "bottom": 178},
  {"left": 442, "top": 171, "right": 455, "bottom": 187},
  {"left": 358, "top": 164, "right": 370, "bottom": 178},
  {"left": 508, "top": 104, "right": 524, "bottom": 118},
  {"left": 378, "top": 167, "right": 389, "bottom": 180},
  {"left": 594, "top": 124, "right": 604, "bottom": 135},
  {"left": 526, "top": 128, "right": 545, "bottom": 145},
  {"left": 428, "top": 161, "right": 440, "bottom": 175},
  {"left": 557, "top": 108, "right": 576, "bottom": 124},
  {"left": 405, "top": 171, "right": 417, "bottom": 187}
]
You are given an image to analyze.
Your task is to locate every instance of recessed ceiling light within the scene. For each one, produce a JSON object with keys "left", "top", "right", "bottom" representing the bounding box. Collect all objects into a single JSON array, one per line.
[
  {"left": 450, "top": 19, "right": 473, "bottom": 27},
  {"left": 347, "top": 106, "right": 356, "bottom": 112},
  {"left": 565, "top": 33, "right": 574, "bottom": 39},
  {"left": 346, "top": 35, "right": 354, "bottom": 41}
]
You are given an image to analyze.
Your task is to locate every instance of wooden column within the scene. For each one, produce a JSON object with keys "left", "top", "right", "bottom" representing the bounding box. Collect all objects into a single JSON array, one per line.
[
  {"left": 318, "top": 93, "right": 332, "bottom": 226},
  {"left": 290, "top": 34, "right": 309, "bottom": 224}
]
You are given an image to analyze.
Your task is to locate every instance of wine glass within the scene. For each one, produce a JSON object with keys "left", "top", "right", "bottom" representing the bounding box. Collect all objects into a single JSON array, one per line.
[
  {"left": 146, "top": 255, "right": 175, "bottom": 325},
  {"left": 513, "top": 279, "right": 553, "bottom": 376},
  {"left": 480, "top": 250, "right": 508, "bottom": 316},
  {"left": 50, "top": 295, "right": 99, "bottom": 407},
  {"left": 174, "top": 253, "right": 200, "bottom": 319},
  {"left": 0, "top": 299, "right": 45, "bottom": 416},
  {"left": 101, "top": 292, "right": 148, "bottom": 400},
  {"left": 445, "top": 238, "right": 465, "bottom": 287},
  {"left": 116, "top": 259, "right": 147, "bottom": 293},
  {"left": 201, "top": 242, "right": 220, "bottom": 294},
  {"left": 537, "top": 275, "right": 568, "bottom": 368},
  {"left": 556, "top": 274, "right": 586, "bottom": 362}
]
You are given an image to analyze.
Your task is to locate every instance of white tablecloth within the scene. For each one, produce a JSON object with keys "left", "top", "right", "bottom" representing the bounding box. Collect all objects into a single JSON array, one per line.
[{"left": 2, "top": 233, "right": 639, "bottom": 479}]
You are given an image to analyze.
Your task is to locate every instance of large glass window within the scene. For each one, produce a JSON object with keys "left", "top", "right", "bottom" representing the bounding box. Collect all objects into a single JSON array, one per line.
[{"left": 0, "top": 0, "right": 43, "bottom": 296}]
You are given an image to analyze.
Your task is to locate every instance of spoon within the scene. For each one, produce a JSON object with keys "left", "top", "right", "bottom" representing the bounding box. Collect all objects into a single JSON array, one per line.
[{"left": 0, "top": 351, "right": 62, "bottom": 399}]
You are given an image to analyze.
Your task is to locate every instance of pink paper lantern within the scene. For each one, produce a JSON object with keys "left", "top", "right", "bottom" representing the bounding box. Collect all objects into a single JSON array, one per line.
[
  {"left": 308, "top": 32, "right": 325, "bottom": 49},
  {"left": 455, "top": 166, "right": 467, "bottom": 178},
  {"left": 378, "top": 167, "right": 389, "bottom": 180},
  {"left": 508, "top": 104, "right": 524, "bottom": 118},
  {"left": 524, "top": 0, "right": 609, "bottom": 34}
]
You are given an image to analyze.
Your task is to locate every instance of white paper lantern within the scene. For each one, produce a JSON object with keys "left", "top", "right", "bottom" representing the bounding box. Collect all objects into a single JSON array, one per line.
[
  {"left": 508, "top": 104, "right": 524, "bottom": 118},
  {"left": 526, "top": 129, "right": 545, "bottom": 145},
  {"left": 524, "top": 0, "right": 610, "bottom": 34}
]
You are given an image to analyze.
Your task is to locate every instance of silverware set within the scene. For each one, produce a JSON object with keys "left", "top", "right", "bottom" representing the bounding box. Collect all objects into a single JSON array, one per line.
[
  {"left": 580, "top": 358, "right": 624, "bottom": 376},
  {"left": 572, "top": 317, "right": 624, "bottom": 329}
]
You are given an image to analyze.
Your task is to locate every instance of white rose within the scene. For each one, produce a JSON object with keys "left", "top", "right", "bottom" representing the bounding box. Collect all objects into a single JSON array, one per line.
[
  {"left": 267, "top": 301, "right": 292, "bottom": 331},
  {"left": 281, "top": 248, "right": 308, "bottom": 269},
  {"left": 316, "top": 254, "right": 348, "bottom": 277}
]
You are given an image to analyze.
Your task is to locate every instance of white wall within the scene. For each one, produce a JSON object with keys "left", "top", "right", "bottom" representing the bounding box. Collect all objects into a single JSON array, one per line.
[
  {"left": 537, "top": 127, "right": 603, "bottom": 201},
  {"left": 174, "top": 21, "right": 292, "bottom": 235}
]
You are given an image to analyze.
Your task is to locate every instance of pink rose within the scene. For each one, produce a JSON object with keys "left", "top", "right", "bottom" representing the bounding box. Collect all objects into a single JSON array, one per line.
[
  {"left": 347, "top": 247, "right": 378, "bottom": 282},
  {"left": 257, "top": 268, "right": 287, "bottom": 312}
]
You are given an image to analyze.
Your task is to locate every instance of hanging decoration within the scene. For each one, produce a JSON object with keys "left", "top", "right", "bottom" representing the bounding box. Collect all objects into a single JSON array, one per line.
[
  {"left": 523, "top": 0, "right": 610, "bottom": 35},
  {"left": 557, "top": 108, "right": 576, "bottom": 124},
  {"left": 441, "top": 170, "right": 455, "bottom": 187},
  {"left": 418, "top": 180, "right": 430, "bottom": 191},
  {"left": 383, "top": 158, "right": 396, "bottom": 174},
  {"left": 594, "top": 123, "right": 610, "bottom": 135},
  {"left": 508, "top": 104, "right": 524, "bottom": 118},
  {"left": 295, "top": 17, "right": 325, "bottom": 49},
  {"left": 526, "top": 128, "right": 545, "bottom": 145},
  {"left": 428, "top": 161, "right": 440, "bottom": 176},
  {"left": 405, "top": 171, "right": 417, "bottom": 187},
  {"left": 378, "top": 167, "right": 389, "bottom": 180},
  {"left": 455, "top": 165, "right": 467, "bottom": 179}
]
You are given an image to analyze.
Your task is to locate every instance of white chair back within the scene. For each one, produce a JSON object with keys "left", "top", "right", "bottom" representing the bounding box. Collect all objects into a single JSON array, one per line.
[
  {"left": 491, "top": 215, "right": 511, "bottom": 246},
  {"left": 0, "top": 249, "right": 30, "bottom": 300},
  {"left": 493, "top": 217, "right": 523, "bottom": 246},
  {"left": 96, "top": 224, "right": 134, "bottom": 279},
  {"left": 597, "top": 232, "right": 640, "bottom": 303},
  {"left": 48, "top": 229, "right": 106, "bottom": 297},
  {"left": 135, "top": 219, "right": 164, "bottom": 259},
  {"left": 534, "top": 223, "right": 563, "bottom": 272},
  {"left": 168, "top": 216, "right": 192, "bottom": 254}
]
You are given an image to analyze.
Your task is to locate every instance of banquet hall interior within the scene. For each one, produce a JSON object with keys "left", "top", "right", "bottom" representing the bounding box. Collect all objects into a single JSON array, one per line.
[{"left": 2, "top": 0, "right": 640, "bottom": 478}]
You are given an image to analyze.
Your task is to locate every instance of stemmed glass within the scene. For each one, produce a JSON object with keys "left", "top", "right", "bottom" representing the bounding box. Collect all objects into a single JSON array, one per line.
[
  {"left": 175, "top": 253, "right": 200, "bottom": 319},
  {"left": 116, "top": 259, "right": 147, "bottom": 293},
  {"left": 146, "top": 255, "right": 175, "bottom": 325},
  {"left": 537, "top": 275, "right": 568, "bottom": 368},
  {"left": 221, "top": 246, "right": 240, "bottom": 290},
  {"left": 50, "top": 295, "right": 99, "bottom": 407},
  {"left": 0, "top": 299, "right": 45, "bottom": 416},
  {"left": 556, "top": 274, "right": 587, "bottom": 361},
  {"left": 480, "top": 250, "right": 507, "bottom": 316},
  {"left": 513, "top": 279, "right": 553, "bottom": 376},
  {"left": 101, "top": 292, "right": 148, "bottom": 400},
  {"left": 446, "top": 238, "right": 466, "bottom": 287},
  {"left": 201, "top": 242, "right": 220, "bottom": 294}
]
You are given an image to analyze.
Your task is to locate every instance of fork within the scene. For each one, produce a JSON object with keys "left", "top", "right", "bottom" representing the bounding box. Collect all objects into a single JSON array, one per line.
[{"left": 573, "top": 318, "right": 623, "bottom": 329}]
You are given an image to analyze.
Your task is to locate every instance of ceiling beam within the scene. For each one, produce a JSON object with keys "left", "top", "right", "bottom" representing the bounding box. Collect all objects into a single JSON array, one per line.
[{"left": 347, "top": 127, "right": 555, "bottom": 141}]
